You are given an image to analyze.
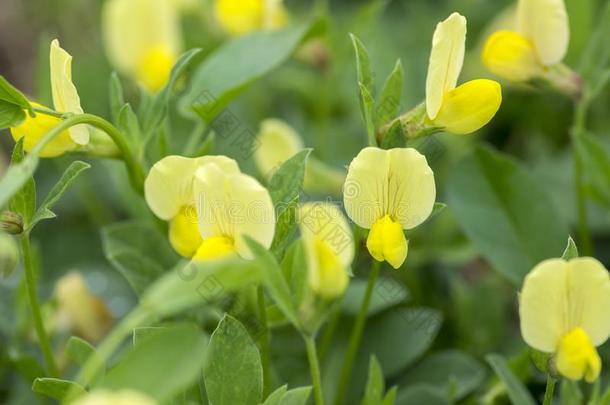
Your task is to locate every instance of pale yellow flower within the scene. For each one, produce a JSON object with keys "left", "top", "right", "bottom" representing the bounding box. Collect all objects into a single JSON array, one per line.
[
  {"left": 72, "top": 389, "right": 157, "bottom": 405},
  {"left": 482, "top": 0, "right": 569, "bottom": 82},
  {"left": 193, "top": 162, "right": 276, "bottom": 260},
  {"left": 11, "top": 40, "right": 89, "bottom": 157},
  {"left": 144, "top": 155, "right": 239, "bottom": 257},
  {"left": 55, "top": 272, "right": 113, "bottom": 342},
  {"left": 102, "top": 0, "right": 182, "bottom": 92},
  {"left": 343, "top": 147, "right": 435, "bottom": 269},
  {"left": 426, "top": 13, "right": 502, "bottom": 134},
  {"left": 520, "top": 257, "right": 610, "bottom": 382},
  {"left": 214, "top": 0, "right": 288, "bottom": 37},
  {"left": 299, "top": 203, "right": 354, "bottom": 299}
]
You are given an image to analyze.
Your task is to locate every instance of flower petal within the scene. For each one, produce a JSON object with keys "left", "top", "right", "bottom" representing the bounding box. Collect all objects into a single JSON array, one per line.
[
  {"left": 482, "top": 30, "right": 543, "bottom": 82},
  {"left": 50, "top": 39, "right": 89, "bottom": 145},
  {"left": 194, "top": 163, "right": 275, "bottom": 259},
  {"left": 299, "top": 202, "right": 354, "bottom": 269},
  {"left": 254, "top": 118, "right": 304, "bottom": 178},
  {"left": 426, "top": 12, "right": 467, "bottom": 120},
  {"left": 517, "top": 0, "right": 569, "bottom": 65},
  {"left": 144, "top": 155, "right": 239, "bottom": 220}
]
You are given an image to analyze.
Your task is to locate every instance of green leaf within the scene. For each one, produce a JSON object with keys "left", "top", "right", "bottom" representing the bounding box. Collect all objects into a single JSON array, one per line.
[
  {"left": 32, "top": 378, "right": 86, "bottom": 402},
  {"left": 361, "top": 355, "right": 385, "bottom": 405},
  {"left": 579, "top": 0, "right": 610, "bottom": 82},
  {"left": 142, "top": 257, "right": 263, "bottom": 320},
  {"left": 382, "top": 387, "right": 397, "bottom": 405},
  {"left": 379, "top": 119, "right": 405, "bottom": 149},
  {"left": 132, "top": 326, "right": 167, "bottom": 346},
  {"left": 9, "top": 352, "right": 45, "bottom": 382},
  {"left": 574, "top": 130, "right": 610, "bottom": 207},
  {"left": 399, "top": 351, "right": 486, "bottom": 401},
  {"left": 262, "top": 385, "right": 288, "bottom": 405},
  {"left": 101, "top": 221, "right": 179, "bottom": 295},
  {"left": 280, "top": 240, "right": 308, "bottom": 310},
  {"left": 204, "top": 315, "right": 263, "bottom": 405},
  {"left": 141, "top": 48, "right": 203, "bottom": 136},
  {"left": 183, "top": 19, "right": 324, "bottom": 122},
  {"left": 360, "top": 308, "right": 442, "bottom": 378},
  {"left": 374, "top": 59, "right": 403, "bottom": 129},
  {"left": 350, "top": 33, "right": 374, "bottom": 99},
  {"left": 342, "top": 277, "right": 409, "bottom": 317},
  {"left": 245, "top": 237, "right": 300, "bottom": 328},
  {"left": 109, "top": 72, "right": 125, "bottom": 124},
  {"left": 0, "top": 75, "right": 32, "bottom": 112},
  {"left": 8, "top": 139, "right": 36, "bottom": 224},
  {"left": 395, "top": 385, "right": 449, "bottom": 405},
  {"left": 486, "top": 354, "right": 536, "bottom": 405},
  {"left": 29, "top": 160, "right": 90, "bottom": 229},
  {"left": 561, "top": 237, "right": 579, "bottom": 260},
  {"left": 359, "top": 82, "right": 376, "bottom": 145},
  {"left": 270, "top": 196, "right": 299, "bottom": 259},
  {"left": 0, "top": 101, "right": 26, "bottom": 129},
  {"left": 447, "top": 145, "right": 569, "bottom": 285},
  {"left": 269, "top": 149, "right": 311, "bottom": 215},
  {"left": 98, "top": 324, "right": 208, "bottom": 402},
  {"left": 65, "top": 336, "right": 98, "bottom": 367},
  {"left": 117, "top": 103, "right": 142, "bottom": 147},
  {"left": 279, "top": 387, "right": 312, "bottom": 405}
]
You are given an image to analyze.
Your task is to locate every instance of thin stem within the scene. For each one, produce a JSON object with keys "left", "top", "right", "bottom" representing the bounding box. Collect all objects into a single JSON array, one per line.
[
  {"left": 30, "top": 110, "right": 145, "bottom": 194},
  {"left": 304, "top": 335, "right": 324, "bottom": 405},
  {"left": 571, "top": 95, "right": 593, "bottom": 256},
  {"left": 318, "top": 303, "right": 341, "bottom": 364},
  {"left": 257, "top": 286, "right": 271, "bottom": 397},
  {"left": 20, "top": 233, "right": 60, "bottom": 377},
  {"left": 333, "top": 260, "right": 380, "bottom": 405},
  {"left": 542, "top": 375, "right": 556, "bottom": 405}
]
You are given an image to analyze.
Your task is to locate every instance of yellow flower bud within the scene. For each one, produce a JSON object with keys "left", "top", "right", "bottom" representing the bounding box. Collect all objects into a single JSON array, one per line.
[
  {"left": 11, "top": 103, "right": 76, "bottom": 157},
  {"left": 214, "top": 0, "right": 288, "bottom": 37},
  {"left": 254, "top": 118, "right": 303, "bottom": 178},
  {"left": 430, "top": 79, "right": 502, "bottom": 135},
  {"left": 135, "top": 45, "right": 177, "bottom": 93},
  {"left": 556, "top": 327, "right": 601, "bottom": 383},
  {"left": 55, "top": 272, "right": 113, "bottom": 342},
  {"left": 366, "top": 215, "right": 408, "bottom": 270},
  {"left": 72, "top": 389, "right": 157, "bottom": 405},
  {"left": 482, "top": 30, "right": 544, "bottom": 82}
]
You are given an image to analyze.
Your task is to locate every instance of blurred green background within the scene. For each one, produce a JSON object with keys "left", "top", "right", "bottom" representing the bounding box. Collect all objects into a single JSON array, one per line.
[{"left": 1, "top": 0, "right": 610, "bottom": 403}]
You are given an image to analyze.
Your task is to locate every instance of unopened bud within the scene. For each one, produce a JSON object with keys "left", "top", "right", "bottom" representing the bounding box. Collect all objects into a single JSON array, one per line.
[
  {"left": 0, "top": 233, "right": 19, "bottom": 278},
  {"left": 1, "top": 211, "right": 23, "bottom": 235}
]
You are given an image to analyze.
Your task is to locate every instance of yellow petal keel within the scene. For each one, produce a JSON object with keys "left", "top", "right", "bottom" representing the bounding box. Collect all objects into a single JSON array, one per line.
[
  {"left": 431, "top": 79, "right": 502, "bottom": 135},
  {"left": 556, "top": 328, "right": 601, "bottom": 383},
  {"left": 135, "top": 45, "right": 176, "bottom": 93},
  {"left": 11, "top": 103, "right": 75, "bottom": 158},
  {"left": 366, "top": 215, "right": 408, "bottom": 269},
  {"left": 193, "top": 236, "right": 236, "bottom": 261},
  {"left": 310, "top": 238, "right": 349, "bottom": 300},
  {"left": 482, "top": 30, "right": 543, "bottom": 82},
  {"left": 169, "top": 205, "right": 203, "bottom": 257}
]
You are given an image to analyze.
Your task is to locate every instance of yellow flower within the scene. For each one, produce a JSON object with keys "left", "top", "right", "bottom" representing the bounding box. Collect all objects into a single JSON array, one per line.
[
  {"left": 343, "top": 147, "right": 436, "bottom": 269},
  {"left": 102, "top": 0, "right": 182, "bottom": 92},
  {"left": 520, "top": 257, "right": 610, "bottom": 382},
  {"left": 72, "top": 389, "right": 157, "bottom": 405},
  {"left": 55, "top": 272, "right": 113, "bottom": 343},
  {"left": 482, "top": 0, "right": 569, "bottom": 82},
  {"left": 193, "top": 162, "right": 276, "bottom": 260},
  {"left": 426, "top": 13, "right": 502, "bottom": 134},
  {"left": 253, "top": 118, "right": 346, "bottom": 195},
  {"left": 11, "top": 40, "right": 89, "bottom": 157},
  {"left": 214, "top": 0, "right": 288, "bottom": 37},
  {"left": 299, "top": 203, "right": 354, "bottom": 300},
  {"left": 144, "top": 155, "right": 239, "bottom": 257}
]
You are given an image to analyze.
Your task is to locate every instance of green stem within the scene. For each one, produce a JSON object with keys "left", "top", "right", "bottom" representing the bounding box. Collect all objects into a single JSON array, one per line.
[
  {"left": 318, "top": 303, "right": 341, "bottom": 364},
  {"left": 571, "top": 95, "right": 593, "bottom": 256},
  {"left": 31, "top": 109, "right": 145, "bottom": 194},
  {"left": 257, "top": 286, "right": 271, "bottom": 397},
  {"left": 333, "top": 260, "right": 380, "bottom": 405},
  {"left": 304, "top": 335, "right": 324, "bottom": 405},
  {"left": 20, "top": 233, "right": 60, "bottom": 377},
  {"left": 542, "top": 376, "right": 556, "bottom": 405}
]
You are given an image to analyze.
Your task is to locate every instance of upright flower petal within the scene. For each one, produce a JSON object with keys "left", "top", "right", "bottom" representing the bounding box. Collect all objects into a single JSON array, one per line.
[
  {"left": 482, "top": 30, "right": 544, "bottom": 82},
  {"left": 517, "top": 0, "right": 569, "bottom": 65},
  {"left": 144, "top": 155, "right": 239, "bottom": 220},
  {"left": 254, "top": 118, "right": 304, "bottom": 178},
  {"left": 50, "top": 39, "right": 89, "bottom": 145},
  {"left": 214, "top": 0, "right": 287, "bottom": 36},
  {"left": 426, "top": 12, "right": 467, "bottom": 120},
  {"left": 194, "top": 163, "right": 275, "bottom": 259},
  {"left": 102, "top": 0, "right": 182, "bottom": 92}
]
